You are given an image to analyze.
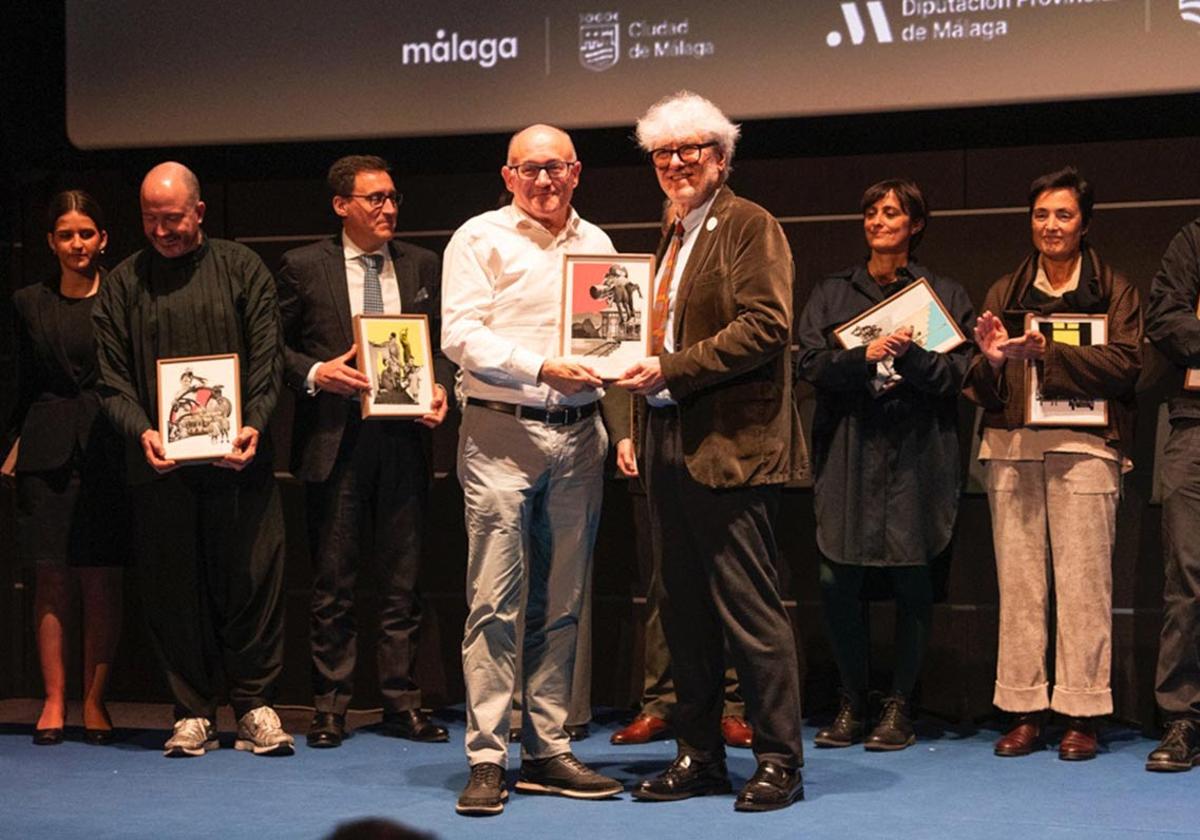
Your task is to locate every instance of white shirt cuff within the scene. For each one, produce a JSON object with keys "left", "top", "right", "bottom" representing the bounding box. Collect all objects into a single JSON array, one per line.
[{"left": 305, "top": 362, "right": 321, "bottom": 395}]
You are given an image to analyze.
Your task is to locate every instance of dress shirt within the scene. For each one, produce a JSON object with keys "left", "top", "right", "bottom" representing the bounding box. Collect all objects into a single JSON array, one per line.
[
  {"left": 441, "top": 204, "right": 615, "bottom": 407},
  {"left": 305, "top": 231, "right": 402, "bottom": 393},
  {"left": 647, "top": 192, "right": 718, "bottom": 407}
]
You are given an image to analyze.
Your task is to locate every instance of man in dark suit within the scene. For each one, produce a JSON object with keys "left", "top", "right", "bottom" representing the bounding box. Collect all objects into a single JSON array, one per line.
[
  {"left": 277, "top": 155, "right": 450, "bottom": 748},
  {"left": 614, "top": 93, "right": 806, "bottom": 812}
]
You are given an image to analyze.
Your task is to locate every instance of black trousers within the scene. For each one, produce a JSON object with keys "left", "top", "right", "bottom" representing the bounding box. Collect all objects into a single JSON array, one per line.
[
  {"left": 645, "top": 407, "right": 804, "bottom": 768},
  {"left": 1155, "top": 419, "right": 1200, "bottom": 718},
  {"left": 131, "top": 461, "right": 285, "bottom": 721},
  {"left": 307, "top": 417, "right": 427, "bottom": 715}
]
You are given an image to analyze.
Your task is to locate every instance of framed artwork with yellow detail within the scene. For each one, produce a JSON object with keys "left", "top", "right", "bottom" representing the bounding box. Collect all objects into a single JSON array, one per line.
[
  {"left": 1023, "top": 313, "right": 1108, "bottom": 427},
  {"left": 352, "top": 314, "right": 435, "bottom": 418}
]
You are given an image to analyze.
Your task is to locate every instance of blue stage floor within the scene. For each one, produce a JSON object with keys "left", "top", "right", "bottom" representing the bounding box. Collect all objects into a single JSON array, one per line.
[{"left": 0, "top": 706, "right": 1193, "bottom": 840}]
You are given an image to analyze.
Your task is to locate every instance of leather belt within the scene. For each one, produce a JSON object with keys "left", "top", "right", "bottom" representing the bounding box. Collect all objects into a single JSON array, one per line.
[{"left": 466, "top": 397, "right": 598, "bottom": 426}]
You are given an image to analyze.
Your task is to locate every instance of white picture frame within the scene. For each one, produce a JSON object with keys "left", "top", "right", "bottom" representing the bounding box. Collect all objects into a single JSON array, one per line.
[
  {"left": 353, "top": 313, "right": 435, "bottom": 418},
  {"left": 560, "top": 253, "right": 655, "bottom": 381},
  {"left": 156, "top": 353, "right": 241, "bottom": 463},
  {"left": 1024, "top": 313, "right": 1109, "bottom": 427}
]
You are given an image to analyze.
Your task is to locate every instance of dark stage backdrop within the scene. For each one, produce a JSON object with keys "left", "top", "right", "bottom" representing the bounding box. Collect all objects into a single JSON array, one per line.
[{"left": 3, "top": 2, "right": 1199, "bottom": 727}]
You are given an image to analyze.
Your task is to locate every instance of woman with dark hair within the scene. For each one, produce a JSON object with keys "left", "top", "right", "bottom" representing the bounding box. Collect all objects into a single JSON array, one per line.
[
  {"left": 2, "top": 190, "right": 130, "bottom": 745},
  {"left": 797, "top": 178, "right": 974, "bottom": 750},
  {"left": 965, "top": 167, "right": 1141, "bottom": 760}
]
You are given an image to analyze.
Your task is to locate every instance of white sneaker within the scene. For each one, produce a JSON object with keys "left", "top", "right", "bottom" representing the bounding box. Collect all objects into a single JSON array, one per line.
[
  {"left": 234, "top": 706, "right": 295, "bottom": 756},
  {"left": 164, "top": 717, "right": 218, "bottom": 757}
]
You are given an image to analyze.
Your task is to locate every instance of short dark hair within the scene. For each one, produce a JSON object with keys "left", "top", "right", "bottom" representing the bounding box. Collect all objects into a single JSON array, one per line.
[
  {"left": 1028, "top": 166, "right": 1093, "bottom": 226},
  {"left": 860, "top": 177, "right": 928, "bottom": 252},
  {"left": 327, "top": 155, "right": 391, "bottom": 196},
  {"left": 47, "top": 189, "right": 106, "bottom": 233}
]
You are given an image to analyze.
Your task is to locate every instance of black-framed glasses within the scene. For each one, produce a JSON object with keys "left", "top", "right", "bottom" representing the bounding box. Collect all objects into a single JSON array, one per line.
[
  {"left": 506, "top": 160, "right": 577, "bottom": 180},
  {"left": 344, "top": 191, "right": 403, "bottom": 210},
  {"left": 650, "top": 142, "right": 717, "bottom": 169}
]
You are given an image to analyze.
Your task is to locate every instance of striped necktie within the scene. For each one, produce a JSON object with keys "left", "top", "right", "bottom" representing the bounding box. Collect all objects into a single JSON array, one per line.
[
  {"left": 650, "top": 220, "right": 685, "bottom": 355},
  {"left": 360, "top": 253, "right": 385, "bottom": 314}
]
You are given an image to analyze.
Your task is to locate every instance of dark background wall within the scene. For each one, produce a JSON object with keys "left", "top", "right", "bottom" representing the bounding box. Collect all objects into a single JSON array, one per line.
[{"left": 3, "top": 3, "right": 1198, "bottom": 727}]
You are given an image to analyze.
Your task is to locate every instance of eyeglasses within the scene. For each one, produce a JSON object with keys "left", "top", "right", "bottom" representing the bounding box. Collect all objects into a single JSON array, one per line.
[
  {"left": 344, "top": 191, "right": 403, "bottom": 210},
  {"left": 506, "top": 160, "right": 577, "bottom": 180},
  {"left": 649, "top": 142, "right": 717, "bottom": 169}
]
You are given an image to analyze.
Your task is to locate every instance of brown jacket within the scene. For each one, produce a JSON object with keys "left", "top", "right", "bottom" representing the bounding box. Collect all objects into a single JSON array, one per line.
[
  {"left": 963, "top": 247, "right": 1142, "bottom": 458},
  {"left": 605, "top": 187, "right": 808, "bottom": 488}
]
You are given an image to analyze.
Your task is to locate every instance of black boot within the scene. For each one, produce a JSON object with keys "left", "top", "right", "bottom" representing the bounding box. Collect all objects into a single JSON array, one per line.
[
  {"left": 864, "top": 692, "right": 915, "bottom": 751},
  {"left": 814, "top": 691, "right": 865, "bottom": 748},
  {"left": 1146, "top": 719, "right": 1200, "bottom": 772}
]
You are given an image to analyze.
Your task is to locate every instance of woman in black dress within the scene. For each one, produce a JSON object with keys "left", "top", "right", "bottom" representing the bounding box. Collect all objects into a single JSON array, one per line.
[
  {"left": 796, "top": 179, "right": 974, "bottom": 750},
  {"left": 3, "top": 191, "right": 130, "bottom": 745}
]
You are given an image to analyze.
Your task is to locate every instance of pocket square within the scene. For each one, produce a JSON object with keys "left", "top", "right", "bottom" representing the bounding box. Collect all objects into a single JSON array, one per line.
[{"left": 412, "top": 287, "right": 430, "bottom": 304}]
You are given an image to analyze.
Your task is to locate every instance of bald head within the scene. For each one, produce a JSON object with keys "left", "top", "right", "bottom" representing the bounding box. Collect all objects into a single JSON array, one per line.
[
  {"left": 140, "top": 161, "right": 206, "bottom": 258},
  {"left": 507, "top": 124, "right": 575, "bottom": 165},
  {"left": 502, "top": 124, "right": 580, "bottom": 235}
]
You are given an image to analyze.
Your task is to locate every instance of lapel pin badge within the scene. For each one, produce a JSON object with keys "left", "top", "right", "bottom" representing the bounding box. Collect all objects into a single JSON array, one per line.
[{"left": 706, "top": 217, "right": 718, "bottom": 232}]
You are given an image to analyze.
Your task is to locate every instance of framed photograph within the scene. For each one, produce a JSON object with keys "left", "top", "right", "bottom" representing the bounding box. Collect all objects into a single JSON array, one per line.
[
  {"left": 1186, "top": 295, "right": 1200, "bottom": 390},
  {"left": 157, "top": 353, "right": 241, "bottom": 463},
  {"left": 353, "top": 314, "right": 435, "bottom": 418},
  {"left": 560, "top": 253, "right": 655, "bottom": 381},
  {"left": 832, "top": 277, "right": 966, "bottom": 394},
  {"left": 1024, "top": 313, "right": 1108, "bottom": 427}
]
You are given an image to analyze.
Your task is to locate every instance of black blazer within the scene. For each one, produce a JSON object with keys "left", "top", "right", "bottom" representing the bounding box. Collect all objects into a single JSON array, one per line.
[
  {"left": 276, "top": 235, "right": 448, "bottom": 483},
  {"left": 8, "top": 278, "right": 119, "bottom": 473}
]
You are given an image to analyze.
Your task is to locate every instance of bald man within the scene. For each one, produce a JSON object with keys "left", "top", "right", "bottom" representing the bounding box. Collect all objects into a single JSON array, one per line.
[
  {"left": 93, "top": 162, "right": 292, "bottom": 758},
  {"left": 442, "top": 125, "right": 621, "bottom": 815}
]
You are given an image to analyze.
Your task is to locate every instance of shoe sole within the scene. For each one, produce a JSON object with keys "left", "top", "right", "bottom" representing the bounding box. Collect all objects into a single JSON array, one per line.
[
  {"left": 631, "top": 781, "right": 733, "bottom": 802},
  {"left": 164, "top": 739, "right": 219, "bottom": 758},
  {"left": 1146, "top": 756, "right": 1200, "bottom": 772},
  {"left": 814, "top": 736, "right": 860, "bottom": 749},
  {"left": 514, "top": 780, "right": 623, "bottom": 799},
  {"left": 864, "top": 735, "right": 916, "bottom": 752},
  {"left": 456, "top": 790, "right": 508, "bottom": 816},
  {"left": 1058, "top": 750, "right": 1096, "bottom": 761},
  {"left": 994, "top": 745, "right": 1038, "bottom": 757},
  {"left": 734, "top": 786, "right": 805, "bottom": 812},
  {"left": 234, "top": 739, "right": 295, "bottom": 756}
]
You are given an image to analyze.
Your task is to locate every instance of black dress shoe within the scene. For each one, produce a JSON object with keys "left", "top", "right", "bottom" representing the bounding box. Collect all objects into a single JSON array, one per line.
[
  {"left": 632, "top": 754, "right": 732, "bottom": 802},
  {"left": 864, "top": 692, "right": 916, "bottom": 751},
  {"left": 32, "top": 728, "right": 64, "bottom": 746},
  {"left": 307, "top": 712, "right": 346, "bottom": 749},
  {"left": 815, "top": 691, "right": 866, "bottom": 748},
  {"left": 381, "top": 709, "right": 449, "bottom": 743},
  {"left": 84, "top": 728, "right": 115, "bottom": 746},
  {"left": 565, "top": 723, "right": 590, "bottom": 742},
  {"left": 734, "top": 761, "right": 804, "bottom": 812},
  {"left": 1147, "top": 719, "right": 1200, "bottom": 772}
]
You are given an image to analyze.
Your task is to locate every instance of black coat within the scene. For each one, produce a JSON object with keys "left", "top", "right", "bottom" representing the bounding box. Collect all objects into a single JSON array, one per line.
[
  {"left": 1147, "top": 217, "right": 1200, "bottom": 422},
  {"left": 796, "top": 262, "right": 975, "bottom": 566},
  {"left": 276, "top": 236, "right": 448, "bottom": 483}
]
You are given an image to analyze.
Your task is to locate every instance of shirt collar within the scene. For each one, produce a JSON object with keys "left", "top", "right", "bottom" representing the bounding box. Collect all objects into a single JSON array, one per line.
[
  {"left": 507, "top": 203, "right": 581, "bottom": 239},
  {"left": 676, "top": 190, "right": 719, "bottom": 235},
  {"left": 1033, "top": 253, "right": 1081, "bottom": 298},
  {"left": 342, "top": 230, "right": 389, "bottom": 262}
]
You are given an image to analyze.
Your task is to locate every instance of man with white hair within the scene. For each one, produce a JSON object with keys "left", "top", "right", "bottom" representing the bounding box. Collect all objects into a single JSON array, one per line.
[
  {"left": 613, "top": 92, "right": 807, "bottom": 811},
  {"left": 442, "top": 124, "right": 622, "bottom": 815},
  {"left": 93, "top": 161, "right": 292, "bottom": 758}
]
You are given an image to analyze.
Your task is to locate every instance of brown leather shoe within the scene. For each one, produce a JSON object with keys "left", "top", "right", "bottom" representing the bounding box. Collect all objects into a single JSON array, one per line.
[
  {"left": 1059, "top": 717, "right": 1099, "bottom": 761},
  {"left": 994, "top": 712, "right": 1044, "bottom": 757},
  {"left": 721, "top": 715, "right": 753, "bottom": 749},
  {"left": 611, "top": 713, "right": 670, "bottom": 745}
]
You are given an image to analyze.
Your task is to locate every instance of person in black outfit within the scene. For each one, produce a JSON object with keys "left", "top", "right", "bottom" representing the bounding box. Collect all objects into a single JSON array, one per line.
[
  {"left": 1145, "top": 215, "right": 1200, "bottom": 771},
  {"left": 796, "top": 178, "right": 974, "bottom": 750},
  {"left": 4, "top": 191, "right": 130, "bottom": 746},
  {"left": 276, "top": 155, "right": 450, "bottom": 748},
  {"left": 92, "top": 162, "right": 292, "bottom": 758}
]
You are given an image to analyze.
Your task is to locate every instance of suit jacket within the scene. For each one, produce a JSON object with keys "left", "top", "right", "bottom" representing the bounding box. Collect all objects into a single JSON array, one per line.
[
  {"left": 606, "top": 186, "right": 808, "bottom": 489},
  {"left": 8, "top": 278, "right": 120, "bottom": 473},
  {"left": 276, "top": 235, "right": 447, "bottom": 483}
]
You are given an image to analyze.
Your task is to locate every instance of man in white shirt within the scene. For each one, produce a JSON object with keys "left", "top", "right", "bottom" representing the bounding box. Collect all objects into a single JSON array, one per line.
[
  {"left": 277, "top": 155, "right": 450, "bottom": 750},
  {"left": 442, "top": 125, "right": 622, "bottom": 816}
]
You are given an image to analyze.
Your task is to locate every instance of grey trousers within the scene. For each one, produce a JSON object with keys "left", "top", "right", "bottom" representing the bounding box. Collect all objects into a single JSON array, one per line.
[
  {"left": 1155, "top": 419, "right": 1200, "bottom": 719},
  {"left": 457, "top": 404, "right": 607, "bottom": 767},
  {"left": 985, "top": 454, "right": 1118, "bottom": 717}
]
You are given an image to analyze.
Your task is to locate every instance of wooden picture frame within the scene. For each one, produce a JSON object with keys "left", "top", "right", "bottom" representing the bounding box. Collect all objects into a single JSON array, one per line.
[
  {"left": 832, "top": 276, "right": 966, "bottom": 394},
  {"left": 1024, "top": 313, "right": 1109, "bottom": 427},
  {"left": 560, "top": 253, "right": 655, "bottom": 381},
  {"left": 353, "top": 313, "right": 435, "bottom": 418},
  {"left": 156, "top": 353, "right": 241, "bottom": 462}
]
